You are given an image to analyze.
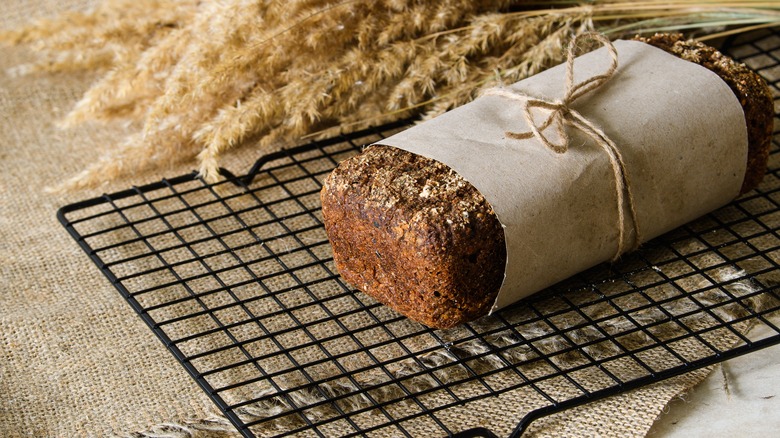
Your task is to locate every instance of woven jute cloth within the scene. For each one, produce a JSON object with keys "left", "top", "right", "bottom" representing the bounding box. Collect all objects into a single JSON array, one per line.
[{"left": 0, "top": 1, "right": 722, "bottom": 436}]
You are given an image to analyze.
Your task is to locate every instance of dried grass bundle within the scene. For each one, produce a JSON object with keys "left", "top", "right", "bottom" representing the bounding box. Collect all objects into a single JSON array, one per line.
[{"left": 3, "top": 0, "right": 779, "bottom": 189}]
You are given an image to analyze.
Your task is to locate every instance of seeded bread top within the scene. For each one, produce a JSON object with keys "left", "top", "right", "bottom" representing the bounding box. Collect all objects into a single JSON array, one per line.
[{"left": 325, "top": 145, "right": 498, "bottom": 242}]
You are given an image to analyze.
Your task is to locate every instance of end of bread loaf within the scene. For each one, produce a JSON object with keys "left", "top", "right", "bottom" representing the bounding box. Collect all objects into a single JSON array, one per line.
[
  {"left": 320, "top": 146, "right": 506, "bottom": 329},
  {"left": 633, "top": 33, "right": 773, "bottom": 194}
]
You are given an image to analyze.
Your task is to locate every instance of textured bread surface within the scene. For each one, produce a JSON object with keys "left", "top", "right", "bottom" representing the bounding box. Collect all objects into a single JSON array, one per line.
[
  {"left": 321, "top": 146, "right": 506, "bottom": 328},
  {"left": 321, "top": 35, "right": 773, "bottom": 329}
]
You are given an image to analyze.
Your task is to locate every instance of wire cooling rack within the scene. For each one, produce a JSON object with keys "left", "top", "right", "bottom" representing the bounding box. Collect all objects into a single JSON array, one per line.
[{"left": 59, "top": 29, "right": 780, "bottom": 437}]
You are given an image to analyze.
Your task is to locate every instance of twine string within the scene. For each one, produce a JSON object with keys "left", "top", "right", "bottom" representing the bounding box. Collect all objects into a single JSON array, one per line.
[{"left": 483, "top": 32, "right": 640, "bottom": 260}]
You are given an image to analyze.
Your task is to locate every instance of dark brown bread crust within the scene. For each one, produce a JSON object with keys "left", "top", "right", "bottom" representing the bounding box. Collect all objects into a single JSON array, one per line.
[
  {"left": 321, "top": 146, "right": 506, "bottom": 328},
  {"left": 321, "top": 35, "right": 773, "bottom": 329}
]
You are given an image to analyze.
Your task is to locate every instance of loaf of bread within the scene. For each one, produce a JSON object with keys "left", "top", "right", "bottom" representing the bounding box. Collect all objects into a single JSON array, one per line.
[{"left": 320, "top": 34, "right": 773, "bottom": 329}]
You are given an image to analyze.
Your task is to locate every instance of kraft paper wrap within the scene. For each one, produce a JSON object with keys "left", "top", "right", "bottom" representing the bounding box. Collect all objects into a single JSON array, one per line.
[{"left": 374, "top": 40, "right": 748, "bottom": 312}]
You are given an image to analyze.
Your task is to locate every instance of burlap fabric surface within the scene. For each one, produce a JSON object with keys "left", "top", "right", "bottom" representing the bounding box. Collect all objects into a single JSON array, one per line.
[
  {"left": 0, "top": 1, "right": 232, "bottom": 436},
  {"left": 0, "top": 1, "right": 743, "bottom": 436}
]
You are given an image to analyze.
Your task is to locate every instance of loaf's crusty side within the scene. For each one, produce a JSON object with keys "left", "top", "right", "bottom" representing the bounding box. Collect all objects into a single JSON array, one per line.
[
  {"left": 321, "top": 34, "right": 773, "bottom": 329},
  {"left": 321, "top": 146, "right": 506, "bottom": 328}
]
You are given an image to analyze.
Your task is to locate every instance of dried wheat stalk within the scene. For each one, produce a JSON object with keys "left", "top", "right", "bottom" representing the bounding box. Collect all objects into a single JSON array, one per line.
[{"left": 2, "top": 0, "right": 779, "bottom": 189}]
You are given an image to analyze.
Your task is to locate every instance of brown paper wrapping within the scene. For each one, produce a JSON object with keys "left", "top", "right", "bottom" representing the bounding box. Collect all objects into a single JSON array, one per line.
[{"left": 373, "top": 40, "right": 748, "bottom": 312}]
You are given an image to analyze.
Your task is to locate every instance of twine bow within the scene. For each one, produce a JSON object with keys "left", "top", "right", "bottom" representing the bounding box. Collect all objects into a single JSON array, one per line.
[{"left": 483, "top": 32, "right": 640, "bottom": 260}]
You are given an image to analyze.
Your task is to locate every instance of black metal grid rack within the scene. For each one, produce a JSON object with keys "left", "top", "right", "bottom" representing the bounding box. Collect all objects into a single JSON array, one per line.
[{"left": 59, "top": 29, "right": 780, "bottom": 437}]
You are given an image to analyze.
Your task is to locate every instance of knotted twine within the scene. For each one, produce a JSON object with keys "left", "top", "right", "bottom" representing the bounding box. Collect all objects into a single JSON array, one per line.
[{"left": 482, "top": 32, "right": 641, "bottom": 260}]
